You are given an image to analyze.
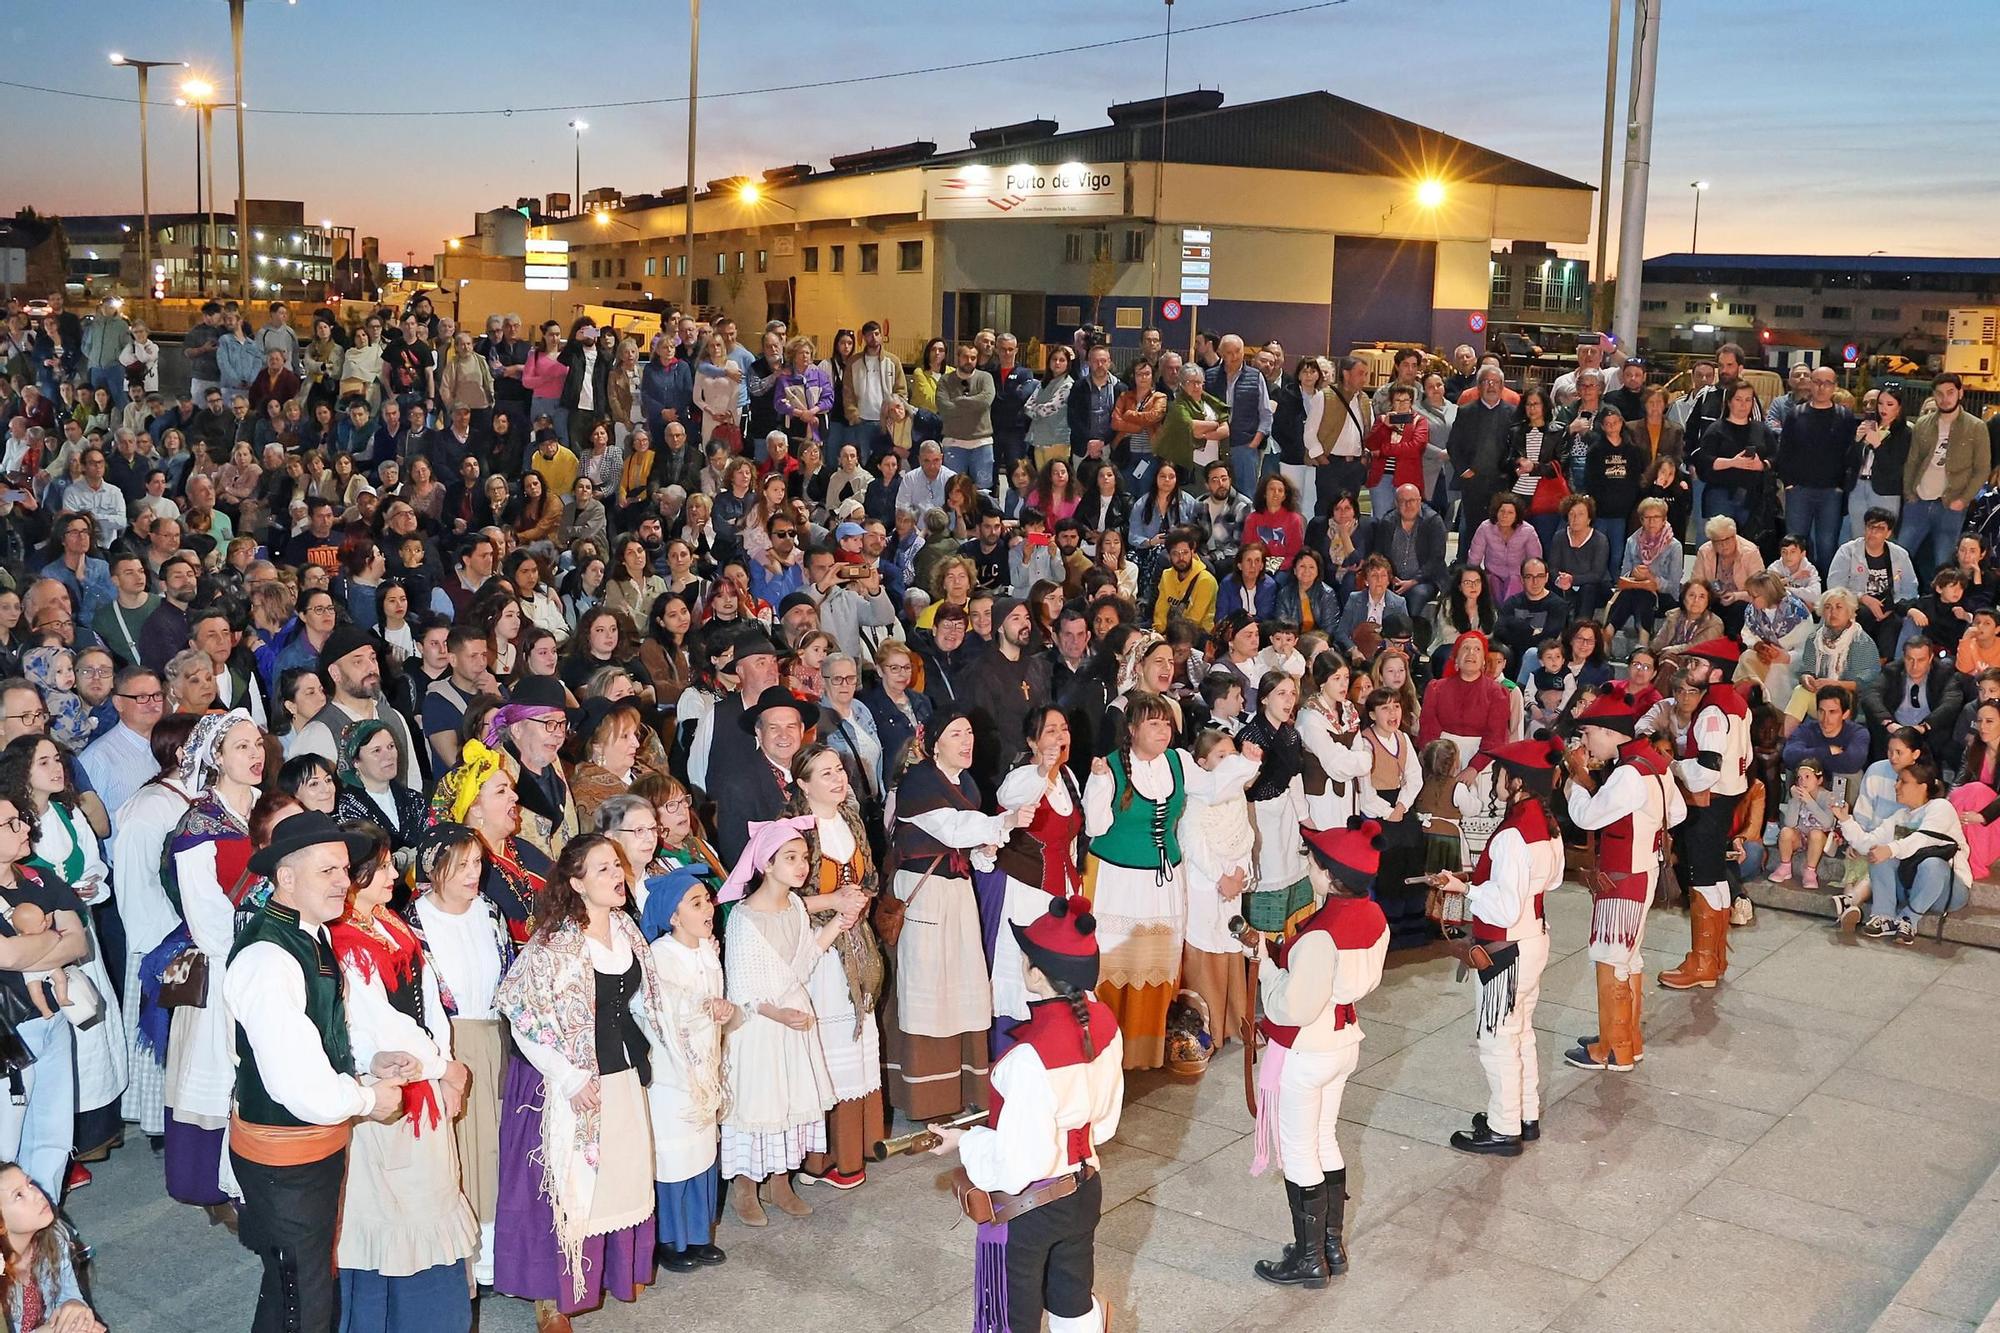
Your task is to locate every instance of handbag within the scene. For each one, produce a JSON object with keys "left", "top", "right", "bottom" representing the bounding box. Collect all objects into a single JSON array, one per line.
[
  {"left": 1529, "top": 468, "right": 1570, "bottom": 518},
  {"left": 56, "top": 966, "right": 102, "bottom": 1029},
  {"left": 157, "top": 945, "right": 210, "bottom": 1009},
  {"left": 0, "top": 984, "right": 35, "bottom": 1089}
]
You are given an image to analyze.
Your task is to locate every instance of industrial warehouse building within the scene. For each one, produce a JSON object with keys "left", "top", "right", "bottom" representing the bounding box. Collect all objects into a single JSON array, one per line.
[{"left": 521, "top": 88, "right": 1594, "bottom": 360}]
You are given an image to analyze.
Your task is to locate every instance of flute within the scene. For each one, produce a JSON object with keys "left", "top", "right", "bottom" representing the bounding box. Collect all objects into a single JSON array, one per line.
[{"left": 869, "top": 1108, "right": 988, "bottom": 1161}]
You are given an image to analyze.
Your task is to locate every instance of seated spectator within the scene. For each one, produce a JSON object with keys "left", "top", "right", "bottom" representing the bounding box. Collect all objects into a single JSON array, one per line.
[
  {"left": 1768, "top": 756, "right": 1837, "bottom": 888},
  {"left": 1687, "top": 513, "right": 1765, "bottom": 638},
  {"left": 1214, "top": 540, "right": 1278, "bottom": 621},
  {"left": 1832, "top": 758, "right": 1969, "bottom": 944},
  {"left": 1359, "top": 484, "right": 1446, "bottom": 624},
  {"left": 1495, "top": 557, "right": 1565, "bottom": 667},
  {"left": 1827, "top": 507, "right": 1918, "bottom": 661},
  {"left": 1737, "top": 570, "right": 1815, "bottom": 711},
  {"left": 1766, "top": 533, "right": 1824, "bottom": 613},
  {"left": 1465, "top": 493, "right": 1541, "bottom": 605},
  {"left": 0, "top": 1159, "right": 102, "bottom": 1332},
  {"left": 1789, "top": 587, "right": 1881, "bottom": 728},
  {"left": 1899, "top": 566, "right": 1974, "bottom": 659},
  {"left": 1781, "top": 685, "right": 1871, "bottom": 777},
  {"left": 1607, "top": 496, "right": 1683, "bottom": 646},
  {"left": 1951, "top": 698, "right": 2000, "bottom": 880},
  {"left": 1335, "top": 555, "right": 1408, "bottom": 658},
  {"left": 1650, "top": 576, "right": 1725, "bottom": 659},
  {"left": 1545, "top": 493, "right": 1610, "bottom": 620},
  {"left": 1860, "top": 636, "right": 1964, "bottom": 761},
  {"left": 1958, "top": 607, "right": 2000, "bottom": 676}
]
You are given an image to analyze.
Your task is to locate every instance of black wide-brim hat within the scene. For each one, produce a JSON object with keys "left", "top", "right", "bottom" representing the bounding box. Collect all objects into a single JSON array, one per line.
[
  {"left": 248, "top": 809, "right": 379, "bottom": 878},
  {"left": 739, "top": 685, "right": 820, "bottom": 734}
]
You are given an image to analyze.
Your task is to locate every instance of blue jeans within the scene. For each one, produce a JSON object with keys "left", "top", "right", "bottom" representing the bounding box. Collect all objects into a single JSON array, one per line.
[
  {"left": 945, "top": 441, "right": 995, "bottom": 491},
  {"left": 1869, "top": 857, "right": 1966, "bottom": 925},
  {"left": 88, "top": 364, "right": 129, "bottom": 409},
  {"left": 1597, "top": 517, "right": 1628, "bottom": 575},
  {"left": 1785, "top": 486, "right": 1844, "bottom": 575},
  {"left": 1230, "top": 442, "right": 1269, "bottom": 499},
  {"left": 1845, "top": 479, "right": 1900, "bottom": 544},
  {"left": 1703, "top": 484, "right": 1754, "bottom": 530},
  {"left": 1736, "top": 838, "right": 1768, "bottom": 881},
  {"left": 1897, "top": 498, "right": 1965, "bottom": 580},
  {"left": 0, "top": 1016, "right": 74, "bottom": 1203}
]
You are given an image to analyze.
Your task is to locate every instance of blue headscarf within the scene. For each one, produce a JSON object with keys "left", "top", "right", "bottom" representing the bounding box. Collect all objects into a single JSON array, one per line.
[{"left": 639, "top": 863, "right": 711, "bottom": 943}]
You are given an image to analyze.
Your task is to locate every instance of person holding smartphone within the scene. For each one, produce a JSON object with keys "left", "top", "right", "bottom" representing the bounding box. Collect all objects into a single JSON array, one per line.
[{"left": 1362, "top": 385, "right": 1430, "bottom": 522}]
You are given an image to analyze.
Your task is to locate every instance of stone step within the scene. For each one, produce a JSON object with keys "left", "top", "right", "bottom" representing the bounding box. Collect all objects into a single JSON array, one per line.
[
  {"left": 1864, "top": 1154, "right": 2000, "bottom": 1332},
  {"left": 1742, "top": 879, "right": 2000, "bottom": 953}
]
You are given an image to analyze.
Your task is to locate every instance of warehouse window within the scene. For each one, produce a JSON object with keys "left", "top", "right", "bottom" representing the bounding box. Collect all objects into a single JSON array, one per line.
[
  {"left": 644, "top": 257, "right": 657, "bottom": 277},
  {"left": 1728, "top": 303, "right": 1755, "bottom": 317},
  {"left": 1063, "top": 233, "right": 1083, "bottom": 264},
  {"left": 1521, "top": 270, "right": 1543, "bottom": 311},
  {"left": 1092, "top": 231, "right": 1113, "bottom": 262},
  {"left": 898, "top": 240, "right": 923, "bottom": 272},
  {"left": 1922, "top": 308, "right": 1949, "bottom": 324},
  {"left": 803, "top": 247, "right": 818, "bottom": 273},
  {"left": 1684, "top": 300, "right": 1706, "bottom": 314},
  {"left": 1122, "top": 229, "right": 1147, "bottom": 263},
  {"left": 1774, "top": 303, "right": 1803, "bottom": 318},
  {"left": 1640, "top": 299, "right": 1667, "bottom": 312},
  {"left": 735, "top": 251, "right": 746, "bottom": 272},
  {"left": 1822, "top": 305, "right": 1850, "bottom": 320},
  {"left": 616, "top": 258, "right": 626, "bottom": 278},
  {"left": 830, "top": 245, "right": 845, "bottom": 273},
  {"left": 1870, "top": 307, "right": 1898, "bottom": 321},
  {"left": 675, "top": 255, "right": 686, "bottom": 276},
  {"left": 715, "top": 253, "right": 727, "bottom": 275},
  {"left": 1489, "top": 265, "right": 1511, "bottom": 305},
  {"left": 859, "top": 243, "right": 879, "bottom": 274},
  {"left": 756, "top": 250, "right": 768, "bottom": 273}
]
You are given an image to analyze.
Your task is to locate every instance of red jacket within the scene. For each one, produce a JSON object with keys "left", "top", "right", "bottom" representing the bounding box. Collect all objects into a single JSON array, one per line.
[{"left": 1364, "top": 414, "right": 1430, "bottom": 489}]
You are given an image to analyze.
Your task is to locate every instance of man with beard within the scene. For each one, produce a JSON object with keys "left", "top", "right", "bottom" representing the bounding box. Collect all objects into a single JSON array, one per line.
[
  {"left": 291, "top": 624, "right": 422, "bottom": 791},
  {"left": 962, "top": 597, "right": 1053, "bottom": 797},
  {"left": 135, "top": 552, "right": 200, "bottom": 673}
]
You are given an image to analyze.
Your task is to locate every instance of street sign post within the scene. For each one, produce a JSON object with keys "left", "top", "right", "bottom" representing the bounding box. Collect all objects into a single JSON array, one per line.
[{"left": 1179, "top": 227, "right": 1213, "bottom": 329}]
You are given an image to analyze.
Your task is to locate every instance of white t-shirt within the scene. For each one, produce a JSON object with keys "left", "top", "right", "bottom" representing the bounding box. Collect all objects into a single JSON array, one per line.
[
  {"left": 577, "top": 346, "right": 600, "bottom": 411},
  {"left": 1916, "top": 415, "right": 1953, "bottom": 502},
  {"left": 854, "top": 353, "right": 888, "bottom": 422}
]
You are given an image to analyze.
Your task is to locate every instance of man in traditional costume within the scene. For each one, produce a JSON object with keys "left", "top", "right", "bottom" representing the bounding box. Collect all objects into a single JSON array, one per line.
[
  {"left": 1563, "top": 693, "right": 1686, "bottom": 1071},
  {"left": 1248, "top": 820, "right": 1389, "bottom": 1289},
  {"left": 1433, "top": 740, "right": 1564, "bottom": 1156},
  {"left": 223, "top": 812, "right": 413, "bottom": 1333},
  {"left": 1659, "top": 638, "right": 1751, "bottom": 990}
]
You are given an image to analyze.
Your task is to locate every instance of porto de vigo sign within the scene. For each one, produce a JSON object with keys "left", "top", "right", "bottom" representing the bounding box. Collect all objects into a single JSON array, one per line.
[{"left": 924, "top": 163, "right": 1125, "bottom": 219}]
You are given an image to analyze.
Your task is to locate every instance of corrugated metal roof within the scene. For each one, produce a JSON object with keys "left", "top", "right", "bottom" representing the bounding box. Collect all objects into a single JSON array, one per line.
[
  {"left": 820, "top": 90, "right": 1589, "bottom": 192},
  {"left": 1646, "top": 252, "right": 2000, "bottom": 277}
]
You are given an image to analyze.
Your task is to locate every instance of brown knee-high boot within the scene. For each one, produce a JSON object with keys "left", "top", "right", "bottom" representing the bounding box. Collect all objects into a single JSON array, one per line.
[
  {"left": 1660, "top": 894, "right": 1728, "bottom": 989},
  {"left": 1591, "top": 963, "right": 1635, "bottom": 1069},
  {"left": 1627, "top": 971, "right": 1645, "bottom": 1060}
]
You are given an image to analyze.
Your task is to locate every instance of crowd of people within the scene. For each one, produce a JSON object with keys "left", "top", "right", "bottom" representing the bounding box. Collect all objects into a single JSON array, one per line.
[{"left": 0, "top": 286, "right": 1993, "bottom": 1332}]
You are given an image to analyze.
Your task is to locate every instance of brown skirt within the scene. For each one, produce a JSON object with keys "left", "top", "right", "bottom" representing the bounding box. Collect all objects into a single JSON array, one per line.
[
  {"left": 883, "top": 994, "right": 989, "bottom": 1122},
  {"left": 1179, "top": 945, "right": 1251, "bottom": 1053},
  {"left": 1097, "top": 979, "right": 1175, "bottom": 1071},
  {"left": 451, "top": 1016, "right": 505, "bottom": 1227},
  {"left": 804, "top": 1092, "right": 887, "bottom": 1179}
]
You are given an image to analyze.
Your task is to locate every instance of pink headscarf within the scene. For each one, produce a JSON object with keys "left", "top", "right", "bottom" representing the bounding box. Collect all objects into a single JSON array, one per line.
[{"left": 716, "top": 815, "right": 817, "bottom": 903}]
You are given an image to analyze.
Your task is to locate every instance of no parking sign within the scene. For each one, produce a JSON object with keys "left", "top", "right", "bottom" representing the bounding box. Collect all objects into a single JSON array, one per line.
[
  {"left": 1162, "top": 299, "right": 1183, "bottom": 321},
  {"left": 1468, "top": 312, "right": 1487, "bottom": 333}
]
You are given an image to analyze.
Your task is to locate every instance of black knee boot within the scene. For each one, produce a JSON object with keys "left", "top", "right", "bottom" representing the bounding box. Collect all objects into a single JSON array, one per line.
[
  {"left": 1324, "top": 1168, "right": 1348, "bottom": 1275},
  {"left": 1254, "top": 1180, "right": 1329, "bottom": 1289}
]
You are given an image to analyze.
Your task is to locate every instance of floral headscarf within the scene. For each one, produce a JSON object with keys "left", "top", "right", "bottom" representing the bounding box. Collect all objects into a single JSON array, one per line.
[
  {"left": 1117, "top": 630, "right": 1166, "bottom": 697},
  {"left": 428, "top": 738, "right": 508, "bottom": 826},
  {"left": 22, "top": 647, "right": 96, "bottom": 753},
  {"left": 176, "top": 708, "right": 256, "bottom": 792}
]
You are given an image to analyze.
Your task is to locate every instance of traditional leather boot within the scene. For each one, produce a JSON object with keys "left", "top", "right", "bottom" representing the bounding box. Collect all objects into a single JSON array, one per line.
[
  {"left": 1323, "top": 1168, "right": 1349, "bottom": 1275},
  {"left": 764, "top": 1171, "right": 813, "bottom": 1218},
  {"left": 1254, "top": 1181, "right": 1330, "bottom": 1289},
  {"left": 534, "top": 1300, "right": 575, "bottom": 1333},
  {"left": 1564, "top": 963, "right": 1632, "bottom": 1071},
  {"left": 1660, "top": 894, "right": 1727, "bottom": 990},
  {"left": 730, "top": 1173, "right": 768, "bottom": 1227}
]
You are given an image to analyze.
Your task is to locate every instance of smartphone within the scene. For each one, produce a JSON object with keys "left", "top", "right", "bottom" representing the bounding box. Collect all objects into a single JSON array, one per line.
[
  {"left": 254, "top": 545, "right": 269, "bottom": 561},
  {"left": 1026, "top": 532, "right": 1051, "bottom": 548},
  {"left": 0, "top": 489, "right": 25, "bottom": 505},
  {"left": 1389, "top": 412, "right": 1414, "bottom": 426}
]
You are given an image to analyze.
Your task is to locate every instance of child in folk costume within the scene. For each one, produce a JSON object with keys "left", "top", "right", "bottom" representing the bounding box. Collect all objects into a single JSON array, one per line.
[
  {"left": 1349, "top": 688, "right": 1426, "bottom": 946},
  {"left": 927, "top": 895, "right": 1125, "bottom": 1333},
  {"left": 1248, "top": 820, "right": 1389, "bottom": 1290},
  {"left": 784, "top": 744, "right": 888, "bottom": 1189},
  {"left": 328, "top": 823, "right": 480, "bottom": 1329},
  {"left": 1178, "top": 730, "right": 1261, "bottom": 1048},
  {"left": 991, "top": 708, "right": 1086, "bottom": 1032},
  {"left": 716, "top": 816, "right": 867, "bottom": 1226},
  {"left": 639, "top": 865, "right": 734, "bottom": 1272},
  {"left": 1297, "top": 653, "right": 1369, "bottom": 833},
  {"left": 1236, "top": 670, "right": 1318, "bottom": 936},
  {"left": 1430, "top": 740, "right": 1566, "bottom": 1157},
  {"left": 1084, "top": 690, "right": 1259, "bottom": 1069},
  {"left": 1659, "top": 638, "right": 1752, "bottom": 991},
  {"left": 1414, "top": 739, "right": 1468, "bottom": 878},
  {"left": 886, "top": 706, "right": 1015, "bottom": 1120},
  {"left": 1562, "top": 694, "right": 1686, "bottom": 1073}
]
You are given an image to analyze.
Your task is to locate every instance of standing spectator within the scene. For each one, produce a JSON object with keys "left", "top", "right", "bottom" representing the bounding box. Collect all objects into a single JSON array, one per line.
[
  {"left": 935, "top": 343, "right": 997, "bottom": 490},
  {"left": 182, "top": 302, "right": 224, "bottom": 403},
  {"left": 1450, "top": 367, "right": 1518, "bottom": 545},
  {"left": 1775, "top": 366, "right": 1854, "bottom": 573},
  {"left": 1363, "top": 384, "right": 1430, "bottom": 521},
  {"left": 1900, "top": 373, "right": 1992, "bottom": 579},
  {"left": 1689, "top": 380, "right": 1770, "bottom": 528},
  {"left": 1846, "top": 388, "right": 1910, "bottom": 537},
  {"left": 1272, "top": 356, "right": 1329, "bottom": 519},
  {"left": 1067, "top": 344, "right": 1121, "bottom": 462},
  {"left": 255, "top": 300, "right": 299, "bottom": 370},
  {"left": 81, "top": 296, "right": 130, "bottom": 410},
  {"left": 559, "top": 317, "right": 615, "bottom": 448},
  {"left": 1206, "top": 335, "right": 1274, "bottom": 498}
]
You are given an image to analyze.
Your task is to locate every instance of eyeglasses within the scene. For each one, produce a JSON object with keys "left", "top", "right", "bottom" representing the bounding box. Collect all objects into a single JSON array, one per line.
[
  {"left": 770, "top": 529, "right": 796, "bottom": 540},
  {"left": 31, "top": 619, "right": 72, "bottom": 632},
  {"left": 826, "top": 673, "right": 858, "bottom": 685},
  {"left": 116, "top": 690, "right": 165, "bottom": 704},
  {"left": 0, "top": 815, "right": 29, "bottom": 835},
  {"left": 77, "top": 665, "right": 114, "bottom": 678},
  {"left": 533, "top": 717, "right": 569, "bottom": 736},
  {"left": 617, "top": 823, "right": 660, "bottom": 839},
  {"left": 3, "top": 710, "right": 47, "bottom": 725}
]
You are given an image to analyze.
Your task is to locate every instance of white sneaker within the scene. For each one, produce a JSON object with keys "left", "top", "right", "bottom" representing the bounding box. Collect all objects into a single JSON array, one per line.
[
  {"left": 1730, "top": 897, "right": 1754, "bottom": 926},
  {"left": 1830, "top": 895, "right": 1862, "bottom": 930}
]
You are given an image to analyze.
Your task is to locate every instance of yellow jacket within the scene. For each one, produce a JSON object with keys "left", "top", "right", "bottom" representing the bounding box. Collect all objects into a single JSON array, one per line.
[{"left": 1154, "top": 556, "right": 1218, "bottom": 632}]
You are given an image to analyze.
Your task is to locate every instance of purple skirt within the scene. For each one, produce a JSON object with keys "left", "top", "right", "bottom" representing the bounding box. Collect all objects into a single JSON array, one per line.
[
  {"left": 490, "top": 1056, "right": 653, "bottom": 1313},
  {"left": 164, "top": 1114, "right": 228, "bottom": 1206}
]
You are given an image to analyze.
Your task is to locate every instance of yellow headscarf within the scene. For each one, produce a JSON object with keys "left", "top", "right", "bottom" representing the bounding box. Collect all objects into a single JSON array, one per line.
[{"left": 432, "top": 738, "right": 507, "bottom": 826}]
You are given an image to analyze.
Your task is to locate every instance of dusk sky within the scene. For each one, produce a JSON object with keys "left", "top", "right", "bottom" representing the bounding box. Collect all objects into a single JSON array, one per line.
[{"left": 5, "top": 0, "right": 1995, "bottom": 266}]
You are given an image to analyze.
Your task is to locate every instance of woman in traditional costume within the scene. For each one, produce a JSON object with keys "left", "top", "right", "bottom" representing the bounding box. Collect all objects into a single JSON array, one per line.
[
  {"left": 430, "top": 740, "right": 550, "bottom": 945},
  {"left": 990, "top": 707, "right": 1085, "bottom": 1036}
]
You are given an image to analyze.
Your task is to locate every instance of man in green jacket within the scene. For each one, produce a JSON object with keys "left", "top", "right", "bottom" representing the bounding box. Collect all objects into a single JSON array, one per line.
[{"left": 1901, "top": 373, "right": 1992, "bottom": 578}]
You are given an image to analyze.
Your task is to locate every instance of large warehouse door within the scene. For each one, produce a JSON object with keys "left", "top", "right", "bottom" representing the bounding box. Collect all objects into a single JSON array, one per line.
[{"left": 1330, "top": 236, "right": 1436, "bottom": 353}]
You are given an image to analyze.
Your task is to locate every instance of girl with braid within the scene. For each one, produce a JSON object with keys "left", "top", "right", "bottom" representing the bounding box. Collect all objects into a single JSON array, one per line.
[
  {"left": 927, "top": 894, "right": 1124, "bottom": 1333},
  {"left": 1082, "top": 691, "right": 1258, "bottom": 1069}
]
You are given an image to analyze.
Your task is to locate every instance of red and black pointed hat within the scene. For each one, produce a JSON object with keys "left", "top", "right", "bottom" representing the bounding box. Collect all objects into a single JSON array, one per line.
[
  {"left": 1574, "top": 693, "right": 1645, "bottom": 735},
  {"left": 1479, "top": 736, "right": 1565, "bottom": 793},
  {"left": 1301, "top": 817, "right": 1384, "bottom": 890},
  {"left": 1682, "top": 636, "right": 1742, "bottom": 669},
  {"left": 1011, "top": 894, "right": 1100, "bottom": 993}
]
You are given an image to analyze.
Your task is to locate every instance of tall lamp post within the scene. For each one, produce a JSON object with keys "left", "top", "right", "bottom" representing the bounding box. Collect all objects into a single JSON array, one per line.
[
  {"left": 178, "top": 79, "right": 221, "bottom": 295},
  {"left": 109, "top": 54, "right": 186, "bottom": 299},
  {"left": 1689, "top": 180, "right": 1709, "bottom": 254},
  {"left": 685, "top": 0, "right": 700, "bottom": 317},
  {"left": 227, "top": 0, "right": 252, "bottom": 303},
  {"left": 569, "top": 120, "right": 588, "bottom": 213}
]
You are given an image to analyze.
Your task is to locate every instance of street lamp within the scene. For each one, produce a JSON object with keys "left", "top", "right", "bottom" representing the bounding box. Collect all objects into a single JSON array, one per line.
[
  {"left": 735, "top": 183, "right": 796, "bottom": 213},
  {"left": 569, "top": 120, "right": 588, "bottom": 213},
  {"left": 178, "top": 78, "right": 221, "bottom": 294},
  {"left": 109, "top": 53, "right": 187, "bottom": 298},
  {"left": 1415, "top": 178, "right": 1447, "bottom": 209},
  {"left": 1690, "top": 180, "right": 1709, "bottom": 254}
]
